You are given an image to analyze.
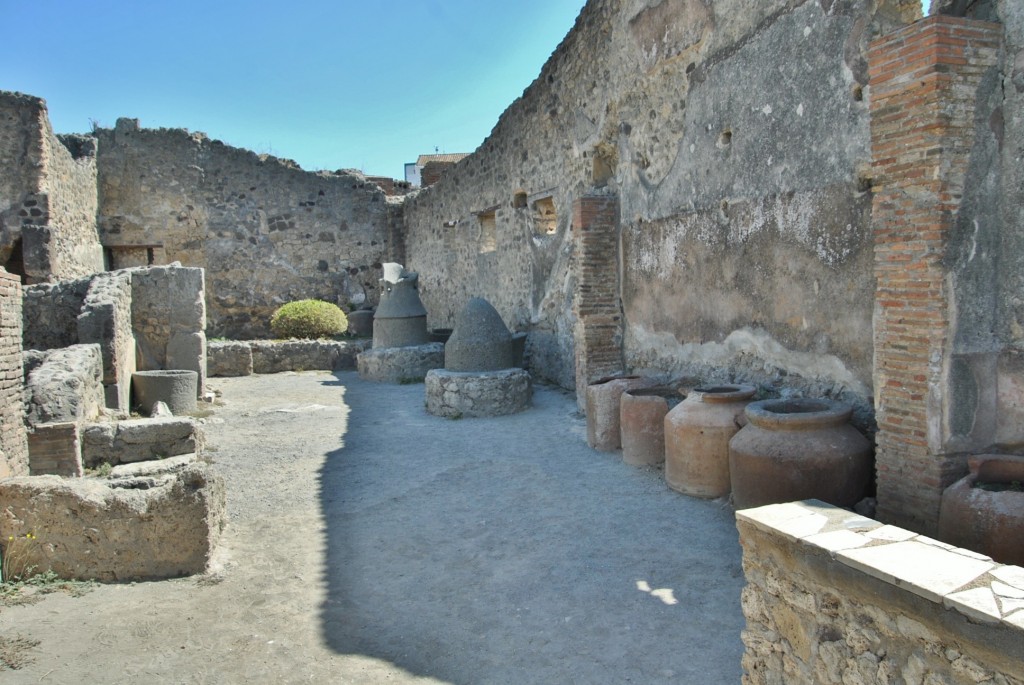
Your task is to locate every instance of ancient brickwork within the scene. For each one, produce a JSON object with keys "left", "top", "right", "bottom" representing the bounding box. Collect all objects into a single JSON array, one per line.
[
  {"left": 869, "top": 16, "right": 1003, "bottom": 533},
  {"left": 572, "top": 195, "right": 622, "bottom": 407},
  {"left": 0, "top": 92, "right": 102, "bottom": 283},
  {"left": 403, "top": 0, "right": 905, "bottom": 401},
  {"left": 26, "top": 422, "right": 82, "bottom": 477},
  {"left": 93, "top": 119, "right": 395, "bottom": 338},
  {"left": 0, "top": 268, "right": 28, "bottom": 479},
  {"left": 737, "top": 501, "right": 1024, "bottom": 685}
]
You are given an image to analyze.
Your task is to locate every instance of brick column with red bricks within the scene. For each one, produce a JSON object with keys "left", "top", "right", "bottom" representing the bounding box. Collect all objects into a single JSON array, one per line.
[
  {"left": 0, "top": 267, "right": 28, "bottom": 479},
  {"left": 572, "top": 195, "right": 623, "bottom": 410},
  {"left": 869, "top": 16, "right": 1001, "bottom": 533}
]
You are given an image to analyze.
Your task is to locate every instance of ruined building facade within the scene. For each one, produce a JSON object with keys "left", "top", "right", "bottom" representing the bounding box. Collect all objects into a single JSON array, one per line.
[{"left": 2, "top": 0, "right": 1023, "bottom": 536}]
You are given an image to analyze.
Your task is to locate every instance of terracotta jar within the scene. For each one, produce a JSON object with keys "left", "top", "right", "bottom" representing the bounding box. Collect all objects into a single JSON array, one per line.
[
  {"left": 586, "top": 376, "right": 656, "bottom": 451},
  {"left": 728, "top": 398, "right": 871, "bottom": 510},
  {"left": 620, "top": 386, "right": 682, "bottom": 467},
  {"left": 939, "top": 454, "right": 1024, "bottom": 566},
  {"left": 664, "top": 385, "right": 755, "bottom": 498}
]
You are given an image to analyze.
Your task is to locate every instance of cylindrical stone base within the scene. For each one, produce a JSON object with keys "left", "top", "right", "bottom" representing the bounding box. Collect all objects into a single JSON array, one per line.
[
  {"left": 356, "top": 343, "right": 444, "bottom": 383},
  {"left": 424, "top": 368, "right": 532, "bottom": 418},
  {"left": 132, "top": 370, "right": 198, "bottom": 416}
]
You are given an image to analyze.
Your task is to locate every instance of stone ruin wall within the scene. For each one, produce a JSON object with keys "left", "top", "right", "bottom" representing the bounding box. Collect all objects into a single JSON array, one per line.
[
  {"left": 0, "top": 268, "right": 28, "bottom": 479},
  {"left": 402, "top": 0, "right": 922, "bottom": 405},
  {"left": 0, "top": 92, "right": 103, "bottom": 283},
  {"left": 93, "top": 119, "right": 398, "bottom": 339}
]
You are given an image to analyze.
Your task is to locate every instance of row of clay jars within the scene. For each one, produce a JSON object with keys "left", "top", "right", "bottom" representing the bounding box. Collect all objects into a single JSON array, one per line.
[{"left": 664, "top": 388, "right": 871, "bottom": 509}]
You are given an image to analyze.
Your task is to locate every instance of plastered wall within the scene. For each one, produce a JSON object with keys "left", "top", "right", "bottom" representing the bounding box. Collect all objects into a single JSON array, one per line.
[{"left": 402, "top": 0, "right": 917, "bottom": 406}]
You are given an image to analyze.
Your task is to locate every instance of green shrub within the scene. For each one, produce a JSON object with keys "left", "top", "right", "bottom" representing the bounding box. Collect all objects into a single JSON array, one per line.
[{"left": 270, "top": 300, "right": 348, "bottom": 339}]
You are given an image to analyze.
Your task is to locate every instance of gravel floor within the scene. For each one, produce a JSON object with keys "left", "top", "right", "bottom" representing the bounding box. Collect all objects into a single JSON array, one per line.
[{"left": 1, "top": 370, "right": 746, "bottom": 684}]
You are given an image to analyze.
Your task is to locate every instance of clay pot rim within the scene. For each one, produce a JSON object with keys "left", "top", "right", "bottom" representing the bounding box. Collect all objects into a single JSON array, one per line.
[
  {"left": 745, "top": 398, "right": 852, "bottom": 429},
  {"left": 690, "top": 384, "right": 756, "bottom": 403},
  {"left": 623, "top": 386, "right": 681, "bottom": 400},
  {"left": 132, "top": 369, "right": 198, "bottom": 378},
  {"left": 590, "top": 375, "right": 643, "bottom": 386}
]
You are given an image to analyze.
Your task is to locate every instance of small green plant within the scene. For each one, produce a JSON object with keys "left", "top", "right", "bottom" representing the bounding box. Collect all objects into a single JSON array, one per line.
[
  {"left": 85, "top": 461, "right": 113, "bottom": 478},
  {"left": 975, "top": 480, "right": 1024, "bottom": 493},
  {"left": 270, "top": 300, "right": 348, "bottom": 339},
  {"left": 1, "top": 533, "right": 40, "bottom": 584}
]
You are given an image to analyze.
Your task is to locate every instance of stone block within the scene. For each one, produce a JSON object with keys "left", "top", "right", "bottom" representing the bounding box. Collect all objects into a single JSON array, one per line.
[
  {"left": 207, "top": 341, "right": 254, "bottom": 377},
  {"left": 24, "top": 344, "right": 104, "bottom": 426},
  {"left": 0, "top": 463, "right": 226, "bottom": 581},
  {"left": 80, "top": 417, "right": 203, "bottom": 467}
]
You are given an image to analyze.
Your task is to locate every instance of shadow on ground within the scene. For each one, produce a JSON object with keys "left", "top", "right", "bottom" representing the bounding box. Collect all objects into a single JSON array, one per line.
[{"left": 316, "top": 371, "right": 746, "bottom": 684}]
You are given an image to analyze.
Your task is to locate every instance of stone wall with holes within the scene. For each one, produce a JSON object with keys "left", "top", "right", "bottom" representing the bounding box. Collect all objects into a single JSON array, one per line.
[
  {"left": 737, "top": 500, "right": 1024, "bottom": 685},
  {"left": 93, "top": 118, "right": 399, "bottom": 338},
  {"left": 0, "top": 91, "right": 104, "bottom": 283},
  {"left": 0, "top": 268, "right": 28, "bottom": 479},
  {"left": 402, "top": 0, "right": 924, "bottom": 401}
]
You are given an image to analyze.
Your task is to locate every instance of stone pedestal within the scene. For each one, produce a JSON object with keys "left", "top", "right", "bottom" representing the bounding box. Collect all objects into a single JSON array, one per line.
[
  {"left": 357, "top": 343, "right": 445, "bottom": 384},
  {"left": 424, "top": 368, "right": 532, "bottom": 418}
]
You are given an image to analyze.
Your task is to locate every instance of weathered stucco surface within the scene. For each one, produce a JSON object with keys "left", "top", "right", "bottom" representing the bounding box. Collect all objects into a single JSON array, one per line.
[
  {"left": 94, "top": 119, "right": 399, "bottom": 338},
  {"left": 402, "top": 0, "right": 908, "bottom": 407}
]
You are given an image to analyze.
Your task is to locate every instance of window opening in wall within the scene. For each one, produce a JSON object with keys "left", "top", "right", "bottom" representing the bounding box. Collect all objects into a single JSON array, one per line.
[
  {"left": 3, "top": 238, "right": 25, "bottom": 283},
  {"left": 477, "top": 207, "right": 498, "bottom": 254},
  {"left": 531, "top": 196, "right": 557, "bottom": 236}
]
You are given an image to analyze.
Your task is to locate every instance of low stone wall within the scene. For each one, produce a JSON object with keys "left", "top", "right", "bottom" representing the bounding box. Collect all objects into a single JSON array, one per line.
[
  {"left": 24, "top": 344, "right": 103, "bottom": 426},
  {"left": 81, "top": 417, "right": 203, "bottom": 468},
  {"left": 207, "top": 339, "right": 370, "bottom": 376},
  {"left": 0, "top": 463, "right": 225, "bottom": 582},
  {"left": 737, "top": 500, "right": 1024, "bottom": 685}
]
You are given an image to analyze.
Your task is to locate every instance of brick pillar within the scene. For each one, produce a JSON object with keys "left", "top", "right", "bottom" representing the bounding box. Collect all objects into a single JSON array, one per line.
[
  {"left": 572, "top": 194, "right": 623, "bottom": 410},
  {"left": 0, "top": 268, "right": 28, "bottom": 479},
  {"left": 869, "top": 16, "right": 1001, "bottom": 533}
]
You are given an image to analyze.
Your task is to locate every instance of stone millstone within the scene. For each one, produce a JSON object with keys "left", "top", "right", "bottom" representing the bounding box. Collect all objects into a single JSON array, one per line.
[
  {"left": 424, "top": 368, "right": 532, "bottom": 418},
  {"left": 445, "top": 297, "right": 515, "bottom": 372},
  {"left": 373, "top": 264, "right": 429, "bottom": 348}
]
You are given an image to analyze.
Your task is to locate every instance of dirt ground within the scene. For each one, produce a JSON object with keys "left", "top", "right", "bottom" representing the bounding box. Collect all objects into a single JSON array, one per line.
[{"left": 0, "top": 371, "right": 746, "bottom": 684}]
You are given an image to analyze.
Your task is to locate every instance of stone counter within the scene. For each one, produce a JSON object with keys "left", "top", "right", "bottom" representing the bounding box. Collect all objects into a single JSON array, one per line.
[{"left": 737, "top": 500, "right": 1024, "bottom": 685}]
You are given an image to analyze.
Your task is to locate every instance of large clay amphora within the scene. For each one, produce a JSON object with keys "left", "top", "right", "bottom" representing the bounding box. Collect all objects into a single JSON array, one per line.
[
  {"left": 664, "top": 385, "right": 755, "bottom": 498},
  {"left": 585, "top": 376, "right": 656, "bottom": 451},
  {"left": 620, "top": 386, "right": 682, "bottom": 467},
  {"left": 939, "top": 454, "right": 1024, "bottom": 566},
  {"left": 728, "top": 398, "right": 871, "bottom": 510}
]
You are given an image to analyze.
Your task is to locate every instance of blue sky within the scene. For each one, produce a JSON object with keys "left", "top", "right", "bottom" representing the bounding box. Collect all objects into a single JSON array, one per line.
[{"left": 0, "top": 1, "right": 586, "bottom": 178}]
